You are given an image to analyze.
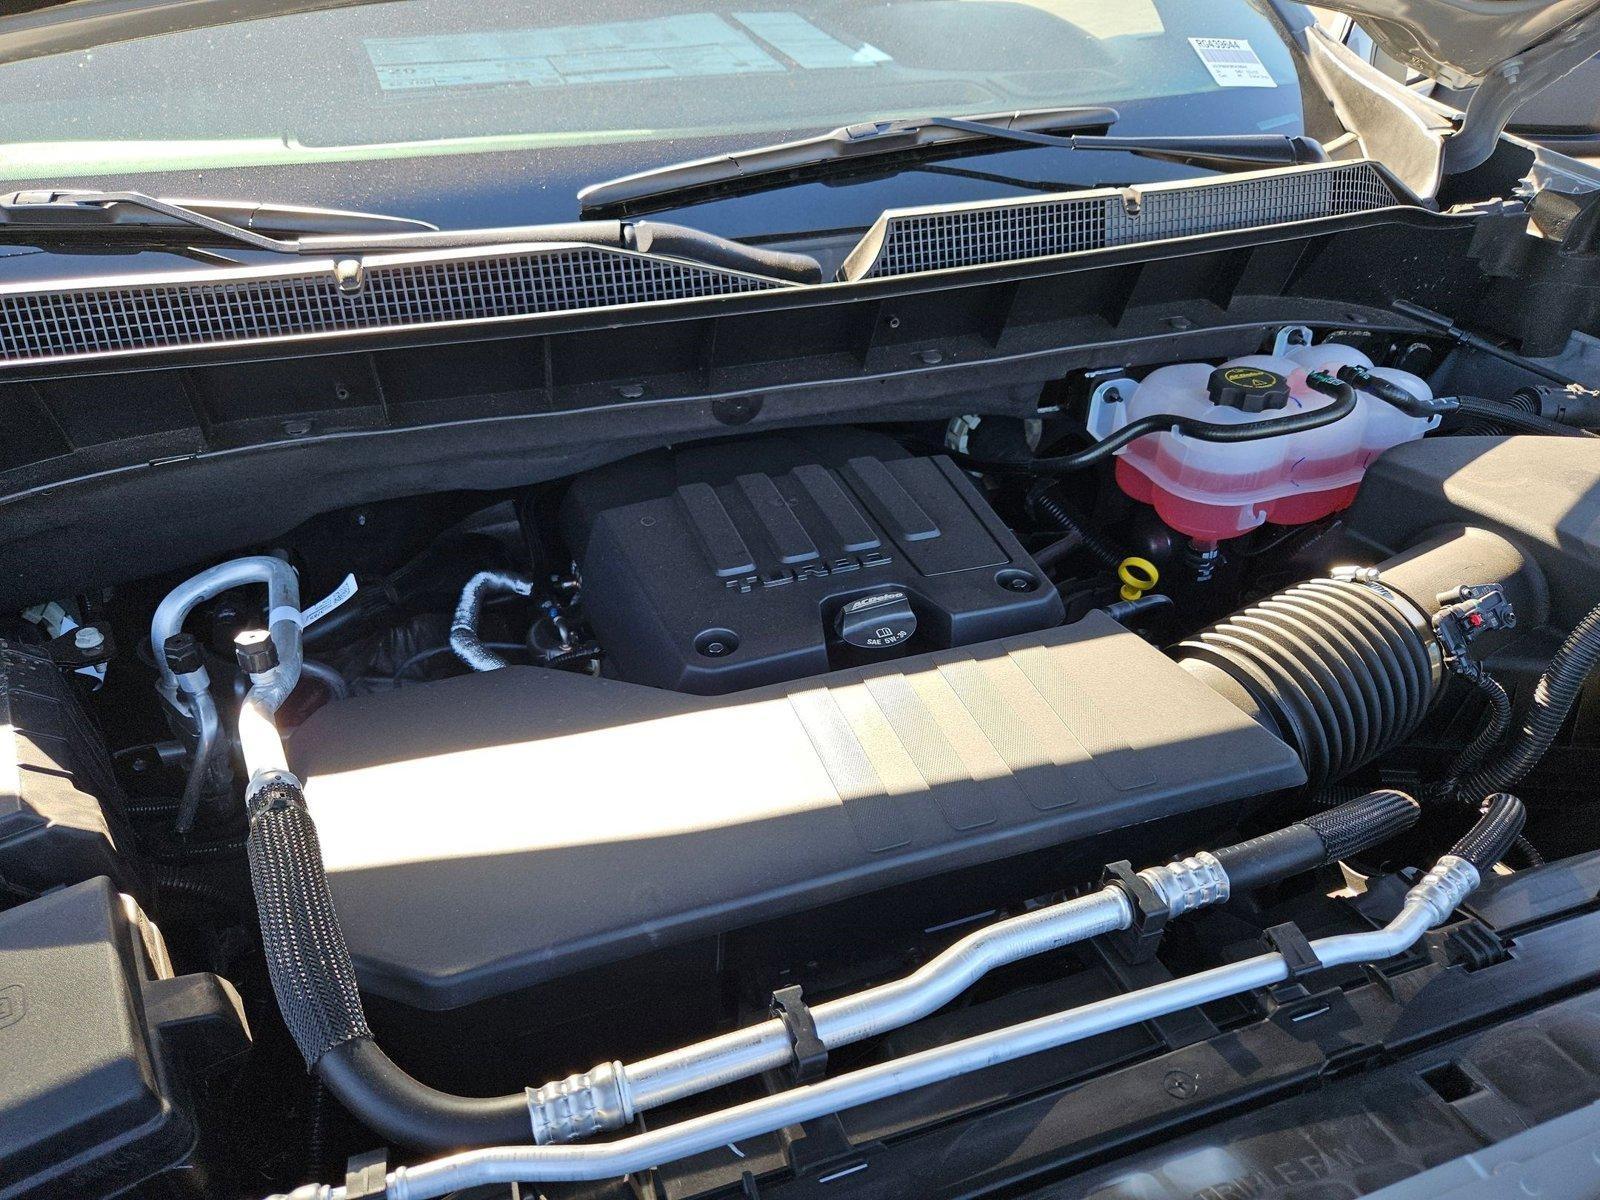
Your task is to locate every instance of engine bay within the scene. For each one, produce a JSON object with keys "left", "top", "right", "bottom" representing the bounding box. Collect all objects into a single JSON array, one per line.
[{"left": 6, "top": 315, "right": 1600, "bottom": 1200}]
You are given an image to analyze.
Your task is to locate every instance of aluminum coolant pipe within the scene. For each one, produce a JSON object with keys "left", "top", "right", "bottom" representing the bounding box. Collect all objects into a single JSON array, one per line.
[{"left": 267, "top": 794, "right": 1521, "bottom": 1200}]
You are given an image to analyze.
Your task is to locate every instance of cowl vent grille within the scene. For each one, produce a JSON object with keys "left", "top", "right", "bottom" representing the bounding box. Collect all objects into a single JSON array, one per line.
[
  {"left": 0, "top": 243, "right": 786, "bottom": 367},
  {"left": 841, "top": 161, "right": 1404, "bottom": 279}
]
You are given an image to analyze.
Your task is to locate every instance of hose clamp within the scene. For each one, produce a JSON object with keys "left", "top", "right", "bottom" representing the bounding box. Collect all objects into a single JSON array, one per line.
[
  {"left": 1330, "top": 568, "right": 1445, "bottom": 688},
  {"left": 1138, "top": 851, "right": 1229, "bottom": 918},
  {"left": 244, "top": 770, "right": 305, "bottom": 820},
  {"left": 527, "top": 1060, "right": 633, "bottom": 1144}
]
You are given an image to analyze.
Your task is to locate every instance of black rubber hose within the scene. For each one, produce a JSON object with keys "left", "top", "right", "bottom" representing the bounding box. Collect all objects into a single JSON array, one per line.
[
  {"left": 1305, "top": 788, "right": 1423, "bottom": 859},
  {"left": 1461, "top": 598, "right": 1600, "bottom": 799},
  {"left": 1334, "top": 366, "right": 1452, "bottom": 420},
  {"left": 1013, "top": 372, "right": 1358, "bottom": 474},
  {"left": 628, "top": 221, "right": 824, "bottom": 285},
  {"left": 246, "top": 775, "right": 527, "bottom": 1151},
  {"left": 1450, "top": 793, "right": 1527, "bottom": 873},
  {"left": 1027, "top": 483, "right": 1123, "bottom": 569},
  {"left": 1452, "top": 396, "right": 1594, "bottom": 438},
  {"left": 1210, "top": 789, "right": 1421, "bottom": 889},
  {"left": 1033, "top": 531, "right": 1086, "bottom": 573},
  {"left": 1437, "top": 672, "right": 1513, "bottom": 800},
  {"left": 1178, "top": 577, "right": 1437, "bottom": 789},
  {"left": 316, "top": 1040, "right": 529, "bottom": 1151}
]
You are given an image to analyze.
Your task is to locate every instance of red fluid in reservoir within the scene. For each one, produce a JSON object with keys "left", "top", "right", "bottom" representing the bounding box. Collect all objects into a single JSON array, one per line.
[{"left": 1110, "top": 349, "right": 1436, "bottom": 541}]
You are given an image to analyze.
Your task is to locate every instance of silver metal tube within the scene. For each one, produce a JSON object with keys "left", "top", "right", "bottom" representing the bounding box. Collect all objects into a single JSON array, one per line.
[
  {"left": 151, "top": 556, "right": 304, "bottom": 709},
  {"left": 239, "top": 693, "right": 291, "bottom": 783},
  {"left": 452, "top": 571, "right": 535, "bottom": 671},
  {"left": 811, "top": 887, "right": 1133, "bottom": 1047},
  {"left": 174, "top": 685, "right": 220, "bottom": 833},
  {"left": 617, "top": 888, "right": 1132, "bottom": 1117},
  {"left": 328, "top": 858, "right": 1473, "bottom": 1200},
  {"left": 537, "top": 859, "right": 1223, "bottom": 1140}
]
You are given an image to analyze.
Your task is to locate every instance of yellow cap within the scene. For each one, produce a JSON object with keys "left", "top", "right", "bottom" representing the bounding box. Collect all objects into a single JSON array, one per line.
[{"left": 1116, "top": 556, "right": 1160, "bottom": 602}]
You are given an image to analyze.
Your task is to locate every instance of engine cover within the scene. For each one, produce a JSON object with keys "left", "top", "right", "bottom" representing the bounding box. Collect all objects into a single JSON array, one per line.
[
  {"left": 563, "top": 449, "right": 1063, "bottom": 692},
  {"left": 287, "top": 615, "right": 1304, "bottom": 1010}
]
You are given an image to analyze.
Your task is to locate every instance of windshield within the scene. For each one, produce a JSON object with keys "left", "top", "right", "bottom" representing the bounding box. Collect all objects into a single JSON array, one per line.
[{"left": 0, "top": 0, "right": 1302, "bottom": 181}]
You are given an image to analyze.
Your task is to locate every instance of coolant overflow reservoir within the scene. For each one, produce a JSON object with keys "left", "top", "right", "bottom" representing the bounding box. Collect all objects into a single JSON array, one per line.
[{"left": 1110, "top": 348, "right": 1438, "bottom": 540}]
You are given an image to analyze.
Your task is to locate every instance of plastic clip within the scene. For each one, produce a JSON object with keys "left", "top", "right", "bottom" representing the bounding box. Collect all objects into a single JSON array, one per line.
[
  {"left": 770, "top": 985, "right": 828, "bottom": 1083},
  {"left": 1264, "top": 921, "right": 1323, "bottom": 982},
  {"left": 1101, "top": 860, "right": 1170, "bottom": 964}
]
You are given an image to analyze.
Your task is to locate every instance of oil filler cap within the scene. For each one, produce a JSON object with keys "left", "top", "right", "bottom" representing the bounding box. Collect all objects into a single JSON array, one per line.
[
  {"left": 836, "top": 591, "right": 917, "bottom": 651},
  {"left": 1207, "top": 365, "right": 1290, "bottom": 413}
]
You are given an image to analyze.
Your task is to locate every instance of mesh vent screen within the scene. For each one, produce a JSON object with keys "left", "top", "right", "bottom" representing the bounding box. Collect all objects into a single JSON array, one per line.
[
  {"left": 857, "top": 162, "right": 1399, "bottom": 278},
  {"left": 0, "top": 245, "right": 782, "bottom": 365}
]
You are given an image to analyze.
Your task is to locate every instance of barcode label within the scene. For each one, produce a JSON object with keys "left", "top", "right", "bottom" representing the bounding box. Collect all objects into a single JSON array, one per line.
[{"left": 1189, "top": 37, "right": 1276, "bottom": 88}]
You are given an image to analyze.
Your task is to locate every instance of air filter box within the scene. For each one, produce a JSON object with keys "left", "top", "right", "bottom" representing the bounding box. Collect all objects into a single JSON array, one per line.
[
  {"left": 288, "top": 615, "right": 1304, "bottom": 1010},
  {"left": 561, "top": 440, "right": 1063, "bottom": 693},
  {"left": 0, "top": 878, "right": 249, "bottom": 1200}
]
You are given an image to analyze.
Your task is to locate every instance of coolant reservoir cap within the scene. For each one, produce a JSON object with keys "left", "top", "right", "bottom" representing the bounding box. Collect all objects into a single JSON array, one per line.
[{"left": 1207, "top": 365, "right": 1290, "bottom": 413}]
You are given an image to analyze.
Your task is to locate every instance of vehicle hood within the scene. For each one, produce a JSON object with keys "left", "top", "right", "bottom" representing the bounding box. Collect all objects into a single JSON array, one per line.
[{"left": 1310, "top": 0, "right": 1600, "bottom": 89}]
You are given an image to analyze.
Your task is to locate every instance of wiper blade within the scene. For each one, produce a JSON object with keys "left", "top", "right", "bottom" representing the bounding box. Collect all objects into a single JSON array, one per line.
[
  {"left": 581, "top": 107, "right": 1119, "bottom": 215},
  {"left": 579, "top": 108, "right": 1327, "bottom": 216},
  {"left": 0, "top": 189, "right": 439, "bottom": 251}
]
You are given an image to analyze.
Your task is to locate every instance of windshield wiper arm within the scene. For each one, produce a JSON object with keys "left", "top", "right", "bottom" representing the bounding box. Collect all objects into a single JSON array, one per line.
[
  {"left": 0, "top": 189, "right": 439, "bottom": 251},
  {"left": 0, "top": 191, "right": 823, "bottom": 284},
  {"left": 579, "top": 108, "right": 1327, "bottom": 215}
]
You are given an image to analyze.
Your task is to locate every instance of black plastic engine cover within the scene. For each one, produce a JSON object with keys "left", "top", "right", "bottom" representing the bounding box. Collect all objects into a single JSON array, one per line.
[
  {"left": 288, "top": 615, "right": 1304, "bottom": 1010},
  {"left": 564, "top": 451, "right": 1063, "bottom": 692}
]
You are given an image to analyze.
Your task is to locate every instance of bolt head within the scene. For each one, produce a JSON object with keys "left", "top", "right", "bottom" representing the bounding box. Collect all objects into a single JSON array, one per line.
[{"left": 73, "top": 626, "right": 104, "bottom": 651}]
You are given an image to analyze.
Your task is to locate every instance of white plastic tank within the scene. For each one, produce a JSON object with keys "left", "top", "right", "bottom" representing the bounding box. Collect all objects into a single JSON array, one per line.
[{"left": 1111, "top": 346, "right": 1437, "bottom": 540}]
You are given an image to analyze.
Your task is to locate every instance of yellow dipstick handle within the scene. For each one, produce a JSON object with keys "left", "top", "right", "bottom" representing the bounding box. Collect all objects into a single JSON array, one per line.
[{"left": 1117, "top": 557, "right": 1160, "bottom": 602}]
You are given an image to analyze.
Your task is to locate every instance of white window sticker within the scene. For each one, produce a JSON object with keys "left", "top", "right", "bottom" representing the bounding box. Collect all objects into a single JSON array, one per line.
[
  {"left": 732, "top": 12, "right": 890, "bottom": 69},
  {"left": 365, "top": 15, "right": 784, "bottom": 92},
  {"left": 1188, "top": 37, "right": 1276, "bottom": 88}
]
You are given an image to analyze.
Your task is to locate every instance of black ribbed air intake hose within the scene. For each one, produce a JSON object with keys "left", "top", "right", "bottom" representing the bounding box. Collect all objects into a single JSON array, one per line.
[
  {"left": 1210, "top": 789, "right": 1421, "bottom": 889},
  {"left": 246, "top": 776, "right": 528, "bottom": 1151},
  {"left": 1178, "top": 577, "right": 1437, "bottom": 790},
  {"left": 1450, "top": 793, "right": 1527, "bottom": 873},
  {"left": 1461, "top": 597, "right": 1600, "bottom": 800}
]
